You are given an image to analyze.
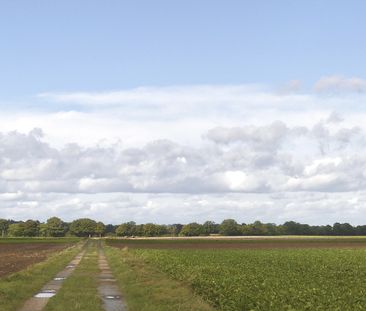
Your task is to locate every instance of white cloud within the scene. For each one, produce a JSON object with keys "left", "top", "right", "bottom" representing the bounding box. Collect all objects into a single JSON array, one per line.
[
  {"left": 315, "top": 75, "right": 366, "bottom": 93},
  {"left": 2, "top": 80, "right": 366, "bottom": 223}
]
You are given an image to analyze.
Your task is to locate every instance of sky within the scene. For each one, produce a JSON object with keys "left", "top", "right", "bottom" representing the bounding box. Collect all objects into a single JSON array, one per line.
[{"left": 1, "top": 1, "right": 366, "bottom": 225}]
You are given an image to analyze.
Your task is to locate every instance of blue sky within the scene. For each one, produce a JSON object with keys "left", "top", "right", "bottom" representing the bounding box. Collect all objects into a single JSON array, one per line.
[
  {"left": 1, "top": 0, "right": 366, "bottom": 99},
  {"left": 2, "top": 1, "right": 366, "bottom": 224}
]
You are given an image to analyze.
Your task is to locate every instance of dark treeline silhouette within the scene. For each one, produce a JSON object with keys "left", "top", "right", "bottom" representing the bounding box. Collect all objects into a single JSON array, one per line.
[{"left": 1, "top": 217, "right": 365, "bottom": 237}]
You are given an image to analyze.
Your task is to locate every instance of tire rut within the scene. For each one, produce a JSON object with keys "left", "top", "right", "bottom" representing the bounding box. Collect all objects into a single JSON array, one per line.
[
  {"left": 18, "top": 248, "right": 86, "bottom": 311},
  {"left": 98, "top": 242, "right": 127, "bottom": 311}
]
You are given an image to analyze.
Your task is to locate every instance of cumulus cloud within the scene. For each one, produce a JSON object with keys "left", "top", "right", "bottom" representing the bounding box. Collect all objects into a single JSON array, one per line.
[
  {"left": 315, "top": 75, "right": 366, "bottom": 93},
  {"left": 3, "top": 81, "right": 366, "bottom": 223},
  {"left": 0, "top": 117, "right": 363, "bottom": 198}
]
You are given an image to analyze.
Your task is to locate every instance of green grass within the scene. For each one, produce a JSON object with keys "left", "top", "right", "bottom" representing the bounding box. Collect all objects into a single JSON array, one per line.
[
  {"left": 132, "top": 248, "right": 366, "bottom": 310},
  {"left": 0, "top": 243, "right": 82, "bottom": 311},
  {"left": 105, "top": 245, "right": 214, "bottom": 311},
  {"left": 0, "top": 237, "right": 82, "bottom": 243},
  {"left": 44, "top": 240, "right": 103, "bottom": 311}
]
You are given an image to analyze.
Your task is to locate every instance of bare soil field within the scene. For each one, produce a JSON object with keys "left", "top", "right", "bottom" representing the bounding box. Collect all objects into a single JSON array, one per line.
[
  {"left": 108, "top": 237, "right": 366, "bottom": 250},
  {"left": 0, "top": 243, "right": 69, "bottom": 277}
]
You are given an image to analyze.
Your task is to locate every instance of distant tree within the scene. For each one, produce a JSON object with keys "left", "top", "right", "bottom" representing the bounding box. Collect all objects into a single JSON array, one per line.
[
  {"left": 180, "top": 222, "right": 203, "bottom": 236},
  {"left": 115, "top": 221, "right": 137, "bottom": 237},
  {"left": 167, "top": 224, "right": 183, "bottom": 236},
  {"left": 282, "top": 221, "right": 311, "bottom": 235},
  {"left": 220, "top": 219, "right": 240, "bottom": 236},
  {"left": 8, "top": 223, "right": 25, "bottom": 237},
  {"left": 202, "top": 221, "right": 219, "bottom": 235},
  {"left": 69, "top": 218, "right": 97, "bottom": 237},
  {"left": 95, "top": 222, "right": 106, "bottom": 237},
  {"left": 23, "top": 220, "right": 40, "bottom": 237},
  {"left": 39, "top": 223, "right": 48, "bottom": 237},
  {"left": 356, "top": 225, "right": 366, "bottom": 235},
  {"left": 142, "top": 223, "right": 167, "bottom": 236},
  {"left": 333, "top": 222, "right": 355, "bottom": 236},
  {"left": 105, "top": 224, "right": 117, "bottom": 236},
  {"left": 0, "top": 219, "right": 9, "bottom": 237},
  {"left": 46, "top": 217, "right": 67, "bottom": 237}
]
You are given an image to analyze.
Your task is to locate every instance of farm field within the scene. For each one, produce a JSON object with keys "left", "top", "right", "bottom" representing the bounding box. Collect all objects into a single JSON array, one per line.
[
  {"left": 0, "top": 238, "right": 80, "bottom": 277},
  {"left": 107, "top": 236, "right": 366, "bottom": 249},
  {"left": 108, "top": 238, "right": 366, "bottom": 310}
]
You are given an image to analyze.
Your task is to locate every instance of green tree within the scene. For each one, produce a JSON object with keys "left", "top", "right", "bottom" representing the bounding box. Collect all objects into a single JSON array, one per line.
[
  {"left": 0, "top": 219, "right": 9, "bottom": 237},
  {"left": 23, "top": 220, "right": 40, "bottom": 237},
  {"left": 219, "top": 219, "right": 240, "bottom": 236},
  {"left": 95, "top": 222, "right": 106, "bottom": 237},
  {"left": 142, "top": 223, "right": 167, "bottom": 236},
  {"left": 202, "top": 221, "right": 219, "bottom": 235},
  {"left": 180, "top": 222, "right": 203, "bottom": 236},
  {"left": 46, "top": 217, "right": 67, "bottom": 237},
  {"left": 39, "top": 223, "right": 48, "bottom": 237},
  {"left": 167, "top": 224, "right": 183, "bottom": 236},
  {"left": 69, "top": 218, "right": 97, "bottom": 237},
  {"left": 8, "top": 223, "right": 24, "bottom": 237},
  {"left": 115, "top": 221, "right": 137, "bottom": 237}
]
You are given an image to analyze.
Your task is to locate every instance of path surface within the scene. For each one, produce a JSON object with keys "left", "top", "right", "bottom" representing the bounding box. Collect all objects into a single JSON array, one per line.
[
  {"left": 98, "top": 243, "right": 127, "bottom": 311},
  {"left": 18, "top": 250, "right": 85, "bottom": 311}
]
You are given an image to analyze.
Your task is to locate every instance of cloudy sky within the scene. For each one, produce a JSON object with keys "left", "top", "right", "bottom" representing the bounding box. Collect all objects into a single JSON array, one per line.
[{"left": 1, "top": 1, "right": 366, "bottom": 225}]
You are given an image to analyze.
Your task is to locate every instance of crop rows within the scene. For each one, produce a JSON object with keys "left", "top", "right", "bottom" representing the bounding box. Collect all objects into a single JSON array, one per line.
[{"left": 134, "top": 248, "right": 366, "bottom": 310}]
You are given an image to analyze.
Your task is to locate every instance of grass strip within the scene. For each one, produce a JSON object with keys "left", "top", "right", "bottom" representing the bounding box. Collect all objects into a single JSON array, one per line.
[
  {"left": 44, "top": 240, "right": 103, "bottom": 311},
  {"left": 105, "top": 245, "right": 214, "bottom": 311},
  {"left": 0, "top": 237, "right": 82, "bottom": 244},
  {"left": 0, "top": 243, "right": 82, "bottom": 311}
]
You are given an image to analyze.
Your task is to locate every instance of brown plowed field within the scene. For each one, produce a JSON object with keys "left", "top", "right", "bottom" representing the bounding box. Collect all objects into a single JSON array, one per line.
[
  {"left": 0, "top": 243, "right": 69, "bottom": 277},
  {"left": 109, "top": 239, "right": 366, "bottom": 250}
]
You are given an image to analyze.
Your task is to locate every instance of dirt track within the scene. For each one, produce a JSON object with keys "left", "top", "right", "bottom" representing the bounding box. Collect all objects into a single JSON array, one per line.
[{"left": 0, "top": 243, "right": 69, "bottom": 277}]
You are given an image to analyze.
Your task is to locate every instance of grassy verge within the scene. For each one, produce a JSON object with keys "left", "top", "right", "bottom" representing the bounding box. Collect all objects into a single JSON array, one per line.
[
  {"left": 0, "top": 237, "right": 82, "bottom": 243},
  {"left": 0, "top": 243, "right": 82, "bottom": 311},
  {"left": 105, "top": 245, "right": 214, "bottom": 311},
  {"left": 44, "top": 240, "right": 103, "bottom": 311}
]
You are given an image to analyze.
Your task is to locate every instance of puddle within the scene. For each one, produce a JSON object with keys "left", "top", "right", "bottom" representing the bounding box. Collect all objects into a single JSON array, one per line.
[
  {"left": 34, "top": 290, "right": 56, "bottom": 298},
  {"left": 66, "top": 265, "right": 75, "bottom": 268},
  {"left": 54, "top": 277, "right": 66, "bottom": 281},
  {"left": 104, "top": 295, "right": 121, "bottom": 300}
]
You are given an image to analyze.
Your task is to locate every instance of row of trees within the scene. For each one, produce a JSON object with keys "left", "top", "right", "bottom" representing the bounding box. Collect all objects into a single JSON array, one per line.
[
  {"left": 0, "top": 218, "right": 106, "bottom": 238},
  {"left": 1, "top": 218, "right": 366, "bottom": 237}
]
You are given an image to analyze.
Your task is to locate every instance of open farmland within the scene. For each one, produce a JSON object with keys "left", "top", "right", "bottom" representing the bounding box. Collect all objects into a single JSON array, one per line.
[
  {"left": 107, "top": 238, "right": 366, "bottom": 310},
  {"left": 107, "top": 236, "right": 366, "bottom": 249},
  {"left": 0, "top": 238, "right": 79, "bottom": 277}
]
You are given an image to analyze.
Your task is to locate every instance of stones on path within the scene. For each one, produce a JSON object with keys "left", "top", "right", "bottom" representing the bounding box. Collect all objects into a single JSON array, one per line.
[
  {"left": 18, "top": 250, "right": 85, "bottom": 311},
  {"left": 98, "top": 248, "right": 127, "bottom": 311}
]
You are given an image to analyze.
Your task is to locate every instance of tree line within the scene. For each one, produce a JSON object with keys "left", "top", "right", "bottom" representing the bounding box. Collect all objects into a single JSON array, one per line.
[{"left": 1, "top": 217, "right": 366, "bottom": 237}]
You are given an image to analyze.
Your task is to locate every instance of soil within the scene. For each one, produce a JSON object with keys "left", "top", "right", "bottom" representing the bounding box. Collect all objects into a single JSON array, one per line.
[
  {"left": 109, "top": 240, "right": 366, "bottom": 250},
  {"left": 0, "top": 243, "right": 69, "bottom": 277}
]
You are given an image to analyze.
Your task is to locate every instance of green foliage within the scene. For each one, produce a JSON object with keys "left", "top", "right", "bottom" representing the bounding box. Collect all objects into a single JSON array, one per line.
[
  {"left": 69, "top": 218, "right": 97, "bottom": 237},
  {"left": 46, "top": 217, "right": 67, "bottom": 237},
  {"left": 219, "top": 219, "right": 240, "bottom": 236},
  {"left": 8, "top": 223, "right": 24, "bottom": 237},
  {"left": 95, "top": 221, "right": 106, "bottom": 237},
  {"left": 0, "top": 219, "right": 9, "bottom": 237},
  {"left": 180, "top": 222, "right": 203, "bottom": 236},
  {"left": 202, "top": 221, "right": 219, "bottom": 235},
  {"left": 134, "top": 248, "right": 366, "bottom": 310},
  {"left": 116, "top": 221, "right": 137, "bottom": 236}
]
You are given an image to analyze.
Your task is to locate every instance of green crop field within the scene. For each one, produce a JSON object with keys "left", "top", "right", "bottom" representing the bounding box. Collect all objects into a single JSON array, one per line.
[{"left": 126, "top": 247, "right": 366, "bottom": 310}]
